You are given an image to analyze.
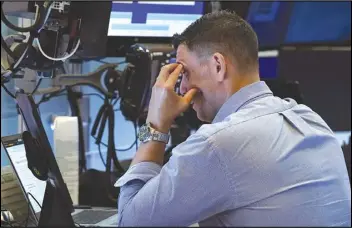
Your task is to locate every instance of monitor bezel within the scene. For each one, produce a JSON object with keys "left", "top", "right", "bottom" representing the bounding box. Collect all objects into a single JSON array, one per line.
[{"left": 106, "top": 1, "right": 211, "bottom": 57}]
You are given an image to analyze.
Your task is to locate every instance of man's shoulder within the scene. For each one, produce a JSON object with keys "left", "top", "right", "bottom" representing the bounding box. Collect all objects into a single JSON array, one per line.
[
  {"left": 196, "top": 112, "right": 275, "bottom": 141},
  {"left": 196, "top": 97, "right": 302, "bottom": 142},
  {"left": 195, "top": 96, "right": 332, "bottom": 146},
  {"left": 198, "top": 95, "right": 284, "bottom": 138}
]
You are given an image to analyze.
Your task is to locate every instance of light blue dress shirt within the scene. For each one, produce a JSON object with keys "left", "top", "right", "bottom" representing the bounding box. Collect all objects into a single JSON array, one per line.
[{"left": 115, "top": 81, "right": 351, "bottom": 227}]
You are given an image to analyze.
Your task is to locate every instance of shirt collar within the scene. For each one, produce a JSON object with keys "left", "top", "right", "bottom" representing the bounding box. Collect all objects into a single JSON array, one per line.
[{"left": 212, "top": 81, "right": 273, "bottom": 123}]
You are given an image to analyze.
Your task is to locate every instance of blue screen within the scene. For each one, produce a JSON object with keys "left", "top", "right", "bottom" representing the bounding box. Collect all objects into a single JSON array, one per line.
[
  {"left": 285, "top": 2, "right": 351, "bottom": 44},
  {"left": 258, "top": 51, "right": 279, "bottom": 79},
  {"left": 259, "top": 56, "right": 278, "bottom": 79},
  {"left": 246, "top": 1, "right": 351, "bottom": 47},
  {"left": 108, "top": 1, "right": 204, "bottom": 37},
  {"left": 246, "top": 1, "right": 292, "bottom": 48}
]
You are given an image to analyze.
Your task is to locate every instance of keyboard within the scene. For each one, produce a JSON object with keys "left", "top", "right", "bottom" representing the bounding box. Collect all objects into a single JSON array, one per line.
[
  {"left": 1, "top": 166, "right": 28, "bottom": 221},
  {"left": 73, "top": 210, "right": 117, "bottom": 225}
]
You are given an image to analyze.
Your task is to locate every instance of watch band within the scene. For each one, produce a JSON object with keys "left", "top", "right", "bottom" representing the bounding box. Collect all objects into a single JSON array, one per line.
[
  {"left": 138, "top": 122, "right": 170, "bottom": 144},
  {"left": 151, "top": 130, "right": 169, "bottom": 143},
  {"left": 149, "top": 125, "right": 169, "bottom": 143}
]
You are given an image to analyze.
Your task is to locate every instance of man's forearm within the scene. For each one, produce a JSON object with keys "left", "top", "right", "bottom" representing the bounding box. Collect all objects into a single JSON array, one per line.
[{"left": 131, "top": 141, "right": 167, "bottom": 166}]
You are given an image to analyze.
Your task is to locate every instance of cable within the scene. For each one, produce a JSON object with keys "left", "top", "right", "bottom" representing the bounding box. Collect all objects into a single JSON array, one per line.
[
  {"left": 92, "top": 135, "right": 137, "bottom": 152},
  {"left": 117, "top": 136, "right": 137, "bottom": 152},
  {"left": 90, "top": 97, "right": 125, "bottom": 203},
  {"left": 27, "top": 61, "right": 64, "bottom": 72},
  {"left": 36, "top": 92, "right": 106, "bottom": 107},
  {"left": 1, "top": 84, "right": 16, "bottom": 99},
  {"left": 35, "top": 38, "right": 81, "bottom": 62},
  {"left": 38, "top": 2, "right": 53, "bottom": 33},
  {"left": 1, "top": 1, "right": 56, "bottom": 74},
  {"left": 11, "top": 36, "right": 35, "bottom": 70},
  {"left": 73, "top": 54, "right": 127, "bottom": 66},
  {"left": 1, "top": 32, "right": 35, "bottom": 71},
  {"left": 112, "top": 96, "right": 120, "bottom": 105},
  {"left": 112, "top": 97, "right": 121, "bottom": 111},
  {"left": 91, "top": 98, "right": 125, "bottom": 173},
  {"left": 27, "top": 192, "right": 41, "bottom": 222},
  {"left": 82, "top": 93, "right": 105, "bottom": 101},
  {"left": 1, "top": 1, "right": 62, "bottom": 73},
  {"left": 1, "top": 2, "right": 43, "bottom": 33},
  {"left": 134, "top": 122, "right": 138, "bottom": 151},
  {"left": 98, "top": 143, "right": 106, "bottom": 167},
  {"left": 30, "top": 78, "right": 42, "bottom": 95},
  {"left": 22, "top": 195, "right": 32, "bottom": 227},
  {"left": 14, "top": 2, "right": 51, "bottom": 70},
  {"left": 27, "top": 192, "right": 42, "bottom": 209},
  {"left": 36, "top": 89, "right": 67, "bottom": 106},
  {"left": 36, "top": 91, "right": 115, "bottom": 110},
  {"left": 1, "top": 32, "right": 18, "bottom": 60},
  {"left": 24, "top": 192, "right": 43, "bottom": 227}
]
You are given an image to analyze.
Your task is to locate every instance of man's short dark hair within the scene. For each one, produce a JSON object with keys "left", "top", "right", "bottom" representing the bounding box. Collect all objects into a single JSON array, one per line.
[{"left": 173, "top": 10, "right": 259, "bottom": 75}]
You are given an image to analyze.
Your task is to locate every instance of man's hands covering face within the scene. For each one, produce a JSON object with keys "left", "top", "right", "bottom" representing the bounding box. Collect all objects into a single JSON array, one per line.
[{"left": 146, "top": 63, "right": 198, "bottom": 133}]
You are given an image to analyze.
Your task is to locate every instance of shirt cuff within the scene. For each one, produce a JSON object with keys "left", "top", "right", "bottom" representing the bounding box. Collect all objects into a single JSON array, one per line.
[{"left": 114, "top": 161, "right": 162, "bottom": 187}]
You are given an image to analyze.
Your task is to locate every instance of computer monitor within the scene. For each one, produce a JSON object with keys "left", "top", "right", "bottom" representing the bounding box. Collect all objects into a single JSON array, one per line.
[
  {"left": 15, "top": 93, "right": 75, "bottom": 226},
  {"left": 246, "top": 1, "right": 293, "bottom": 49},
  {"left": 1, "top": 134, "right": 46, "bottom": 224},
  {"left": 284, "top": 2, "right": 351, "bottom": 45},
  {"left": 246, "top": 1, "right": 351, "bottom": 49},
  {"left": 107, "top": 1, "right": 204, "bottom": 37},
  {"left": 258, "top": 50, "right": 279, "bottom": 79},
  {"left": 106, "top": 1, "right": 205, "bottom": 56}
]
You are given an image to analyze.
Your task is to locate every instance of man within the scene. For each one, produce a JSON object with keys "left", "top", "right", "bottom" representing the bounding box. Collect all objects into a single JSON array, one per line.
[{"left": 115, "top": 11, "right": 351, "bottom": 226}]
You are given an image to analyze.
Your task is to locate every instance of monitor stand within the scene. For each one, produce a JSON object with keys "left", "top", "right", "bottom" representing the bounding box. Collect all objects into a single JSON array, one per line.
[
  {"left": 22, "top": 131, "right": 75, "bottom": 227},
  {"left": 16, "top": 92, "right": 76, "bottom": 227},
  {"left": 38, "top": 182, "right": 75, "bottom": 227}
]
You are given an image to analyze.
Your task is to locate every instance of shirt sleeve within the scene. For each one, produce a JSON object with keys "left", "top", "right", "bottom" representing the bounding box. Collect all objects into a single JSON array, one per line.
[{"left": 114, "top": 132, "right": 234, "bottom": 227}]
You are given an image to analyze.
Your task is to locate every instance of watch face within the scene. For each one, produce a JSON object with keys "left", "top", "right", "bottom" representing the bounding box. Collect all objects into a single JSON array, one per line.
[{"left": 138, "top": 124, "right": 150, "bottom": 142}]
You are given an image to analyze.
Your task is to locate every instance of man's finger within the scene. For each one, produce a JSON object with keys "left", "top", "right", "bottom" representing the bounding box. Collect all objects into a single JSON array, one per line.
[
  {"left": 157, "top": 63, "right": 179, "bottom": 83},
  {"left": 166, "top": 64, "right": 183, "bottom": 87},
  {"left": 182, "top": 88, "right": 198, "bottom": 104}
]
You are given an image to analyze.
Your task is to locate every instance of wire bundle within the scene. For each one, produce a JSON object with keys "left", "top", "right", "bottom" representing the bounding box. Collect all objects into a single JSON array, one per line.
[
  {"left": 1, "top": 1, "right": 56, "bottom": 73},
  {"left": 1, "top": 1, "right": 82, "bottom": 97},
  {"left": 91, "top": 97, "right": 125, "bottom": 174}
]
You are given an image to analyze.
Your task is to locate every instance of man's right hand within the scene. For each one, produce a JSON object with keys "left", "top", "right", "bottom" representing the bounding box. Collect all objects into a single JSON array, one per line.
[{"left": 146, "top": 63, "right": 198, "bottom": 133}]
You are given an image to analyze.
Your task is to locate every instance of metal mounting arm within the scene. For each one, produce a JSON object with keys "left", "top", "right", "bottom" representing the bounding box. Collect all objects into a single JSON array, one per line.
[{"left": 53, "top": 63, "right": 121, "bottom": 98}]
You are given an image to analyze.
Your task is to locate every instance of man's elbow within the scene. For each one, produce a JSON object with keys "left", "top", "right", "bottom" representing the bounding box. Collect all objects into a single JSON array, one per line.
[
  {"left": 118, "top": 205, "right": 170, "bottom": 227},
  {"left": 118, "top": 207, "right": 134, "bottom": 227},
  {"left": 118, "top": 214, "right": 149, "bottom": 227},
  {"left": 118, "top": 203, "right": 150, "bottom": 227}
]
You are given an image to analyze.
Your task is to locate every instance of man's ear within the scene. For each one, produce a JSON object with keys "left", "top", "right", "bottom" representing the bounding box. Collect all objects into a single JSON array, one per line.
[{"left": 212, "top": 52, "right": 227, "bottom": 82}]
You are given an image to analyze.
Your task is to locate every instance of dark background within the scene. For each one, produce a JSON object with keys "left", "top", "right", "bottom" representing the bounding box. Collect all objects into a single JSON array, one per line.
[{"left": 279, "top": 49, "right": 351, "bottom": 132}]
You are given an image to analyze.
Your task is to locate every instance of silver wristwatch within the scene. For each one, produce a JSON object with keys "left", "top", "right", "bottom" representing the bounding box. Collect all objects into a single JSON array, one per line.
[{"left": 138, "top": 122, "right": 170, "bottom": 144}]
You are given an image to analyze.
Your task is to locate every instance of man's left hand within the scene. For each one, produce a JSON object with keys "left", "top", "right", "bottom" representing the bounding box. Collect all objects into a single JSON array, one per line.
[{"left": 146, "top": 63, "right": 198, "bottom": 133}]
